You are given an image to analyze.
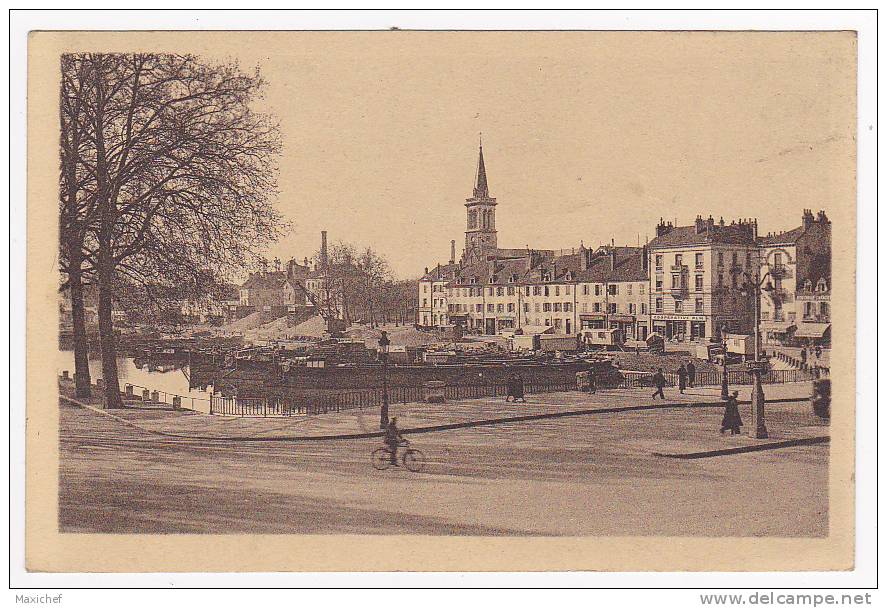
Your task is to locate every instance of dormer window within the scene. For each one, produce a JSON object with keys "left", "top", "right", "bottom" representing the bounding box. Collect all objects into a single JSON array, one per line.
[
  {"left": 565, "top": 271, "right": 573, "bottom": 281},
  {"left": 803, "top": 279, "right": 813, "bottom": 291},
  {"left": 509, "top": 274, "right": 517, "bottom": 283},
  {"left": 816, "top": 278, "right": 828, "bottom": 292}
]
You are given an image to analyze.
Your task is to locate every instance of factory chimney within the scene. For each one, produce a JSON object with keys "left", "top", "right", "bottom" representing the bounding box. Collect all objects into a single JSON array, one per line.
[
  {"left": 450, "top": 240, "right": 456, "bottom": 265},
  {"left": 320, "top": 230, "right": 328, "bottom": 271}
]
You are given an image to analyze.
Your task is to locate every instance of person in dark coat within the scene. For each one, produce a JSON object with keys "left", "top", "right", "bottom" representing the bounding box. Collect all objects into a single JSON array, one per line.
[
  {"left": 587, "top": 368, "right": 597, "bottom": 394},
  {"left": 652, "top": 368, "right": 666, "bottom": 400},
  {"left": 686, "top": 361, "right": 696, "bottom": 388},
  {"left": 506, "top": 373, "right": 526, "bottom": 402},
  {"left": 677, "top": 364, "right": 688, "bottom": 394},
  {"left": 720, "top": 391, "right": 743, "bottom": 435},
  {"left": 505, "top": 374, "right": 517, "bottom": 402},
  {"left": 513, "top": 373, "right": 526, "bottom": 402}
]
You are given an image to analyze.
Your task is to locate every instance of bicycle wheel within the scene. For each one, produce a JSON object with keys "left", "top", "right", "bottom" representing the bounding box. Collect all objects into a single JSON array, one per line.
[
  {"left": 372, "top": 448, "right": 391, "bottom": 470},
  {"left": 402, "top": 448, "right": 426, "bottom": 473}
]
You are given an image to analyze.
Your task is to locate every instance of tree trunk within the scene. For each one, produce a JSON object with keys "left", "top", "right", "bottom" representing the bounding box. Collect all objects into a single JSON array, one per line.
[
  {"left": 96, "top": 258, "right": 122, "bottom": 408},
  {"left": 67, "top": 249, "right": 92, "bottom": 398}
]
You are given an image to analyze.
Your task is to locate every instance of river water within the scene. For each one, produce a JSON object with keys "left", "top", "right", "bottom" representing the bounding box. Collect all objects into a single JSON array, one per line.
[{"left": 57, "top": 351, "right": 214, "bottom": 413}]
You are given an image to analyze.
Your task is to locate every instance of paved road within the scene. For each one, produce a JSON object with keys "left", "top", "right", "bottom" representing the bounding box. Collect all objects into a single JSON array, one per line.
[{"left": 59, "top": 399, "right": 828, "bottom": 536}]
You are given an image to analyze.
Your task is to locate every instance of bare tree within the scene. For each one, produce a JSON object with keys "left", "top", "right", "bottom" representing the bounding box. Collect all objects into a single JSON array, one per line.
[
  {"left": 62, "top": 53, "right": 283, "bottom": 407},
  {"left": 59, "top": 55, "right": 100, "bottom": 397}
]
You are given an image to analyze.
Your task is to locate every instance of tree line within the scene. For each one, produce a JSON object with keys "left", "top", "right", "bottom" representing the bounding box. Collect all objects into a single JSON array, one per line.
[
  {"left": 307, "top": 242, "right": 417, "bottom": 328},
  {"left": 60, "top": 53, "right": 283, "bottom": 407}
]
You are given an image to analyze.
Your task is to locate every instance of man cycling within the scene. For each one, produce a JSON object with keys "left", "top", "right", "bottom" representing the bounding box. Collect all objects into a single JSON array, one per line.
[{"left": 384, "top": 417, "right": 405, "bottom": 466}]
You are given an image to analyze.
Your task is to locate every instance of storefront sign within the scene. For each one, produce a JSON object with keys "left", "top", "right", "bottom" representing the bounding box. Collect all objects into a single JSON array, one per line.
[{"left": 651, "top": 314, "right": 707, "bottom": 322}]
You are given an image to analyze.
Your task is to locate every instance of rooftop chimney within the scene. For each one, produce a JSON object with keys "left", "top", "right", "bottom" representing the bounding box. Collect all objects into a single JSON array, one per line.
[
  {"left": 655, "top": 217, "right": 673, "bottom": 238},
  {"left": 642, "top": 245, "right": 649, "bottom": 273},
  {"left": 610, "top": 249, "right": 617, "bottom": 272},
  {"left": 320, "top": 230, "right": 329, "bottom": 271},
  {"left": 802, "top": 209, "right": 815, "bottom": 230},
  {"left": 450, "top": 240, "right": 456, "bottom": 265},
  {"left": 694, "top": 215, "right": 705, "bottom": 234},
  {"left": 817, "top": 210, "right": 830, "bottom": 224}
]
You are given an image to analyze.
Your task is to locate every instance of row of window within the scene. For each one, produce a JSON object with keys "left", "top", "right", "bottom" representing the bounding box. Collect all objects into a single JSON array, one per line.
[
  {"left": 652, "top": 298, "right": 705, "bottom": 313},
  {"left": 446, "top": 282, "right": 645, "bottom": 298},
  {"left": 447, "top": 302, "right": 649, "bottom": 315},
  {"left": 653, "top": 271, "right": 760, "bottom": 292},
  {"left": 654, "top": 251, "right": 753, "bottom": 270}
]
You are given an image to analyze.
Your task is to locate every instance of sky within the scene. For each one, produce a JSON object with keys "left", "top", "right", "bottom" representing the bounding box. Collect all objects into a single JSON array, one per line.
[{"left": 193, "top": 31, "right": 855, "bottom": 278}]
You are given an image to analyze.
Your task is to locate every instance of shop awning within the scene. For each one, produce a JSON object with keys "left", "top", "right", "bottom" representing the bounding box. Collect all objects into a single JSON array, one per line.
[
  {"left": 794, "top": 323, "right": 830, "bottom": 338},
  {"left": 760, "top": 321, "right": 796, "bottom": 332},
  {"left": 609, "top": 314, "right": 635, "bottom": 323}
]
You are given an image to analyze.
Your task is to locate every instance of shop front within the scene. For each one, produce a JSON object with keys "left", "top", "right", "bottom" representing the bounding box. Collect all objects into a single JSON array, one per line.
[
  {"left": 760, "top": 320, "right": 796, "bottom": 345},
  {"left": 496, "top": 315, "right": 516, "bottom": 331},
  {"left": 579, "top": 313, "right": 607, "bottom": 330},
  {"left": 608, "top": 314, "right": 637, "bottom": 341},
  {"left": 651, "top": 314, "right": 709, "bottom": 342}
]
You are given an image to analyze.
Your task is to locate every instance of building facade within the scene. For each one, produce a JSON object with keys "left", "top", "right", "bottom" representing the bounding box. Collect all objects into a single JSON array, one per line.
[
  {"left": 759, "top": 209, "right": 831, "bottom": 346},
  {"left": 420, "top": 142, "right": 652, "bottom": 339},
  {"left": 648, "top": 216, "right": 758, "bottom": 342}
]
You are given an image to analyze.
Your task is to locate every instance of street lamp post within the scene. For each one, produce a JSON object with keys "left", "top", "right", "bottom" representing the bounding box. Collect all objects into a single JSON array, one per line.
[
  {"left": 379, "top": 330, "right": 391, "bottom": 429},
  {"left": 740, "top": 271, "right": 773, "bottom": 439},
  {"left": 720, "top": 322, "right": 729, "bottom": 400}
]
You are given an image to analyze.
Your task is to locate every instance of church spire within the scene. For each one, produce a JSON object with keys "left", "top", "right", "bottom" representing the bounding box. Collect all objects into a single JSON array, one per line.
[{"left": 473, "top": 135, "right": 489, "bottom": 199}]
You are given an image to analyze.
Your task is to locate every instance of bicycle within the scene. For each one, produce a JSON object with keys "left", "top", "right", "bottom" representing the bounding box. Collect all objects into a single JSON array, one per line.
[{"left": 372, "top": 439, "right": 426, "bottom": 473}]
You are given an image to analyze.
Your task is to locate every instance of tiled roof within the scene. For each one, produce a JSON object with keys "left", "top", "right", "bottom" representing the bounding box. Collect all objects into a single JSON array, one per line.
[
  {"left": 421, "top": 263, "right": 461, "bottom": 281},
  {"left": 609, "top": 251, "right": 648, "bottom": 282},
  {"left": 760, "top": 226, "right": 806, "bottom": 246},
  {"left": 649, "top": 224, "right": 756, "bottom": 248},
  {"left": 444, "top": 247, "right": 648, "bottom": 286},
  {"left": 241, "top": 271, "right": 288, "bottom": 290}
]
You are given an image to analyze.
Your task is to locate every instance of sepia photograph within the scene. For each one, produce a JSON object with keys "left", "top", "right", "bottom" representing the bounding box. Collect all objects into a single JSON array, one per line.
[{"left": 15, "top": 13, "right": 873, "bottom": 584}]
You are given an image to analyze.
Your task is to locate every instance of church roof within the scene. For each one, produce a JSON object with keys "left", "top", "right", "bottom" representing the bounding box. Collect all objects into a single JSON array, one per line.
[{"left": 473, "top": 142, "right": 489, "bottom": 199}]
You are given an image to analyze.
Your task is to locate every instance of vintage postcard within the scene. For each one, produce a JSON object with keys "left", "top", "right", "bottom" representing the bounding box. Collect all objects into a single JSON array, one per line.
[{"left": 25, "top": 29, "right": 857, "bottom": 573}]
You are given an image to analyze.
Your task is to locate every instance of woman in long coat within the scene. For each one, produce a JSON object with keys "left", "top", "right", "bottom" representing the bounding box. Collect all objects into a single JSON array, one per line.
[
  {"left": 677, "top": 364, "right": 688, "bottom": 394},
  {"left": 721, "top": 391, "right": 743, "bottom": 435}
]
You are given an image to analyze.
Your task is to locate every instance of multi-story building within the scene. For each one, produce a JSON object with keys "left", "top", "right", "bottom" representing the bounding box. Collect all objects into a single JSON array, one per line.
[
  {"left": 759, "top": 209, "right": 831, "bottom": 346},
  {"left": 417, "top": 252, "right": 460, "bottom": 328},
  {"left": 421, "top": 142, "right": 652, "bottom": 338},
  {"left": 648, "top": 215, "right": 758, "bottom": 342},
  {"left": 239, "top": 270, "right": 288, "bottom": 313}
]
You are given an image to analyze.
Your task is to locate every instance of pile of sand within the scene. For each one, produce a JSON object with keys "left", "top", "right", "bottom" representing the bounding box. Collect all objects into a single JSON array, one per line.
[
  {"left": 243, "top": 314, "right": 328, "bottom": 341},
  {"left": 289, "top": 315, "right": 327, "bottom": 338},
  {"left": 220, "top": 311, "right": 265, "bottom": 333}
]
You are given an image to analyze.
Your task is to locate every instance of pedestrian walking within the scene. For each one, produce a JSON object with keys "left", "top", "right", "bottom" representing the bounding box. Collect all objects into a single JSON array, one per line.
[
  {"left": 513, "top": 373, "right": 526, "bottom": 402},
  {"left": 652, "top": 368, "right": 666, "bottom": 400},
  {"left": 800, "top": 347, "right": 808, "bottom": 369},
  {"left": 505, "top": 374, "right": 517, "bottom": 402},
  {"left": 587, "top": 368, "right": 596, "bottom": 394},
  {"left": 686, "top": 360, "right": 696, "bottom": 388},
  {"left": 677, "top": 364, "right": 688, "bottom": 394},
  {"left": 720, "top": 391, "right": 743, "bottom": 435}
]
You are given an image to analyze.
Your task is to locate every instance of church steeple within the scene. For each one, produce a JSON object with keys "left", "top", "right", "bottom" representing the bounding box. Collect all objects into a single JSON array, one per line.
[
  {"left": 464, "top": 136, "right": 498, "bottom": 259},
  {"left": 473, "top": 138, "right": 489, "bottom": 199}
]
